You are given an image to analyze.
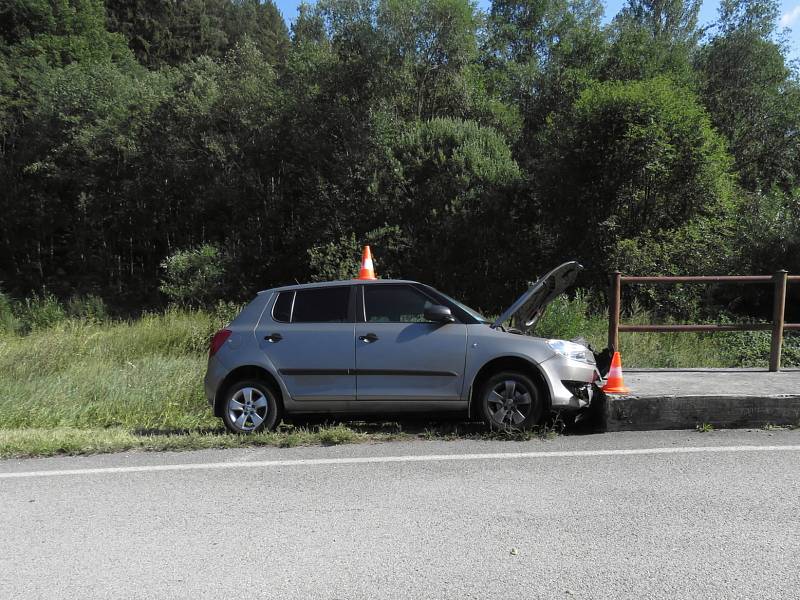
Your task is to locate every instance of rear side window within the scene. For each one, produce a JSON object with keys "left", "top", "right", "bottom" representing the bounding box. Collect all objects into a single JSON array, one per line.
[
  {"left": 364, "top": 285, "right": 433, "bottom": 323},
  {"left": 292, "top": 287, "right": 350, "bottom": 323},
  {"left": 272, "top": 292, "right": 294, "bottom": 323}
]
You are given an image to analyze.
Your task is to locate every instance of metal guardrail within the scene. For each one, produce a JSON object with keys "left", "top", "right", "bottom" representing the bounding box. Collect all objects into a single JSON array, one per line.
[{"left": 608, "top": 271, "right": 800, "bottom": 372}]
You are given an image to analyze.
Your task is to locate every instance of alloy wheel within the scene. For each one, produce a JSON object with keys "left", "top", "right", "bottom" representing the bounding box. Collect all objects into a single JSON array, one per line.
[
  {"left": 486, "top": 379, "right": 533, "bottom": 428},
  {"left": 227, "top": 387, "right": 269, "bottom": 432}
]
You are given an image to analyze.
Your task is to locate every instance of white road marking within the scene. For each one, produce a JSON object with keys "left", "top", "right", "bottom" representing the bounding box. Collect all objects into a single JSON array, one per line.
[{"left": 1, "top": 445, "right": 799, "bottom": 480}]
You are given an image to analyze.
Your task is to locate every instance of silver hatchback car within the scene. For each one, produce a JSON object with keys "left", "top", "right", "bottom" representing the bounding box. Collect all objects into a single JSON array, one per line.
[{"left": 205, "top": 262, "right": 601, "bottom": 433}]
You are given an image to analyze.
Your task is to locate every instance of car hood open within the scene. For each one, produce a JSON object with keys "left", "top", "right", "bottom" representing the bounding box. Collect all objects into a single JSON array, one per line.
[{"left": 491, "top": 261, "right": 583, "bottom": 334}]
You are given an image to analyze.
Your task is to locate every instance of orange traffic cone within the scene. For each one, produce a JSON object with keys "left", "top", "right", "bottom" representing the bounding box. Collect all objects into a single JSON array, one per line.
[
  {"left": 357, "top": 245, "right": 377, "bottom": 280},
  {"left": 602, "top": 351, "right": 630, "bottom": 394}
]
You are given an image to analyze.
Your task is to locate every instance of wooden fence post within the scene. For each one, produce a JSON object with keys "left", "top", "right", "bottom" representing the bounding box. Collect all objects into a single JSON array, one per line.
[
  {"left": 608, "top": 271, "right": 621, "bottom": 352},
  {"left": 769, "top": 270, "right": 788, "bottom": 372}
]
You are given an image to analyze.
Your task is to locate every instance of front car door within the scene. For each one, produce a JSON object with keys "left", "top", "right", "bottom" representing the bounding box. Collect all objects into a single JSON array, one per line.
[
  {"left": 256, "top": 285, "right": 356, "bottom": 407},
  {"left": 354, "top": 283, "right": 468, "bottom": 407}
]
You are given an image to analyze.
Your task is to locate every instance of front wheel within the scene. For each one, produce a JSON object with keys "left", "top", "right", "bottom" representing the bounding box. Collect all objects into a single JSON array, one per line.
[
  {"left": 479, "top": 371, "right": 544, "bottom": 431},
  {"left": 221, "top": 380, "right": 281, "bottom": 434}
]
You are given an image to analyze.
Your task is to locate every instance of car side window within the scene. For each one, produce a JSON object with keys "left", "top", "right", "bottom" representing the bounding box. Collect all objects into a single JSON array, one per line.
[
  {"left": 272, "top": 291, "right": 294, "bottom": 323},
  {"left": 291, "top": 287, "right": 350, "bottom": 323},
  {"left": 364, "top": 285, "right": 433, "bottom": 323}
]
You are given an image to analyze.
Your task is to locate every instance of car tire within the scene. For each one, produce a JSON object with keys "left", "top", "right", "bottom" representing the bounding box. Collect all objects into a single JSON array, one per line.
[
  {"left": 478, "top": 371, "right": 544, "bottom": 431},
  {"left": 221, "top": 379, "right": 282, "bottom": 434}
]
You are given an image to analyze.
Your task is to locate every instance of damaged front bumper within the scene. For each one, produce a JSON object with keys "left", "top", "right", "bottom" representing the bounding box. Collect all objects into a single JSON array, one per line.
[{"left": 539, "top": 354, "right": 601, "bottom": 410}]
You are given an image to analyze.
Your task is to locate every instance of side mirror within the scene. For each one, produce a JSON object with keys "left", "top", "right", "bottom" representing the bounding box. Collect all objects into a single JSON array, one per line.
[{"left": 424, "top": 304, "right": 456, "bottom": 324}]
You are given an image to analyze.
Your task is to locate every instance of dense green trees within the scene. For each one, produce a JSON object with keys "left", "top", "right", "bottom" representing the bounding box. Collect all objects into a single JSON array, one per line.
[
  {"left": 0, "top": 0, "right": 798, "bottom": 317},
  {"left": 697, "top": 0, "right": 799, "bottom": 192},
  {"left": 104, "top": 0, "right": 289, "bottom": 67},
  {"left": 537, "top": 77, "right": 732, "bottom": 275}
]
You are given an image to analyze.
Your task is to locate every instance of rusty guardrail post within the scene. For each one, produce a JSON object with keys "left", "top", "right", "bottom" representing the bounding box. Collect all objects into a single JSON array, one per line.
[
  {"left": 769, "top": 270, "right": 788, "bottom": 372},
  {"left": 608, "top": 271, "right": 621, "bottom": 352}
]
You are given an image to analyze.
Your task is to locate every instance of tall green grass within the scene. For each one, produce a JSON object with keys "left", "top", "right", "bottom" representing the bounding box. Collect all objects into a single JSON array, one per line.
[{"left": 0, "top": 308, "right": 228, "bottom": 431}]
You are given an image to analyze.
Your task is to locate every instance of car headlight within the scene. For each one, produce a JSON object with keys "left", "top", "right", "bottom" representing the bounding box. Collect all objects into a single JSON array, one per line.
[{"left": 546, "top": 339, "right": 595, "bottom": 364}]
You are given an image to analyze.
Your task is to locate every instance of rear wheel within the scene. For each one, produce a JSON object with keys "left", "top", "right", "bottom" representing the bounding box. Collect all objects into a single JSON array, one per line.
[
  {"left": 479, "top": 371, "right": 544, "bottom": 431},
  {"left": 221, "top": 380, "right": 281, "bottom": 434}
]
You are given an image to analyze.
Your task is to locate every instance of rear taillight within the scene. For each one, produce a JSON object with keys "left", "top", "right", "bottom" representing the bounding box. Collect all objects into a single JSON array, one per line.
[{"left": 209, "top": 329, "right": 232, "bottom": 357}]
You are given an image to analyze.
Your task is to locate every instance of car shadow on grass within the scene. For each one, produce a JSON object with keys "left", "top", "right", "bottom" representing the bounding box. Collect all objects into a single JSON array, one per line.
[
  {"left": 131, "top": 427, "right": 224, "bottom": 436},
  {"left": 130, "top": 402, "right": 606, "bottom": 442},
  {"left": 283, "top": 408, "right": 605, "bottom": 441}
]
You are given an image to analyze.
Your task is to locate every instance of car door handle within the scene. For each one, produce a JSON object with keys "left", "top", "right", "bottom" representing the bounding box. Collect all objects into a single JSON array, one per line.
[
  {"left": 359, "top": 333, "right": 378, "bottom": 343},
  {"left": 264, "top": 333, "right": 283, "bottom": 343}
]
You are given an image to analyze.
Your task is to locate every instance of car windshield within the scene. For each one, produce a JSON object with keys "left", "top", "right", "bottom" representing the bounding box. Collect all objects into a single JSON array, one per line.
[{"left": 432, "top": 288, "right": 491, "bottom": 324}]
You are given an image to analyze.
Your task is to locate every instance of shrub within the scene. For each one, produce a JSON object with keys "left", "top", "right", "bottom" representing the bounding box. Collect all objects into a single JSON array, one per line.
[
  {"left": 724, "top": 330, "right": 800, "bottom": 368},
  {"left": 0, "top": 292, "right": 110, "bottom": 335},
  {"left": 609, "top": 216, "right": 737, "bottom": 320},
  {"left": 535, "top": 292, "right": 598, "bottom": 342},
  {"left": 159, "top": 244, "right": 230, "bottom": 307},
  {"left": 307, "top": 233, "right": 360, "bottom": 282},
  {"left": 211, "top": 300, "right": 244, "bottom": 327},
  {"left": 15, "top": 293, "right": 67, "bottom": 333},
  {"left": 66, "top": 294, "right": 108, "bottom": 322},
  {"left": 306, "top": 226, "right": 411, "bottom": 282}
]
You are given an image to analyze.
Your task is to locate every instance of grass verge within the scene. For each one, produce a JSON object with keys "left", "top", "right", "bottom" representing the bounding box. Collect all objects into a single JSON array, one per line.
[
  {"left": 0, "top": 422, "right": 567, "bottom": 459},
  {"left": 0, "top": 425, "right": 405, "bottom": 459}
]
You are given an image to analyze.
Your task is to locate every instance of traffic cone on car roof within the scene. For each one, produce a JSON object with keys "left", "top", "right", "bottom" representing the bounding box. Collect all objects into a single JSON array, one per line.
[
  {"left": 357, "top": 245, "right": 377, "bottom": 280},
  {"left": 602, "top": 351, "right": 630, "bottom": 394}
]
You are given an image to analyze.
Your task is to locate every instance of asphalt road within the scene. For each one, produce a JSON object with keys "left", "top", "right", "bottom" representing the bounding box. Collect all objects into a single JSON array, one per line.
[{"left": 1, "top": 429, "right": 799, "bottom": 599}]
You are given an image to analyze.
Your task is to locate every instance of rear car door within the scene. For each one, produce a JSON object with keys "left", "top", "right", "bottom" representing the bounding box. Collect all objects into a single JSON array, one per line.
[
  {"left": 256, "top": 285, "right": 356, "bottom": 403},
  {"left": 354, "top": 283, "right": 467, "bottom": 403}
]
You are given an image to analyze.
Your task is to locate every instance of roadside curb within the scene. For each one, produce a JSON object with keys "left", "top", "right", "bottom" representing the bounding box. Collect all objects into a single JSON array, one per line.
[{"left": 603, "top": 394, "right": 800, "bottom": 431}]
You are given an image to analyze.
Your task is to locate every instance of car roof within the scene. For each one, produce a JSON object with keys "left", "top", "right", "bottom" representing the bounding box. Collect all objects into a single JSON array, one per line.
[{"left": 257, "top": 279, "right": 422, "bottom": 294}]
